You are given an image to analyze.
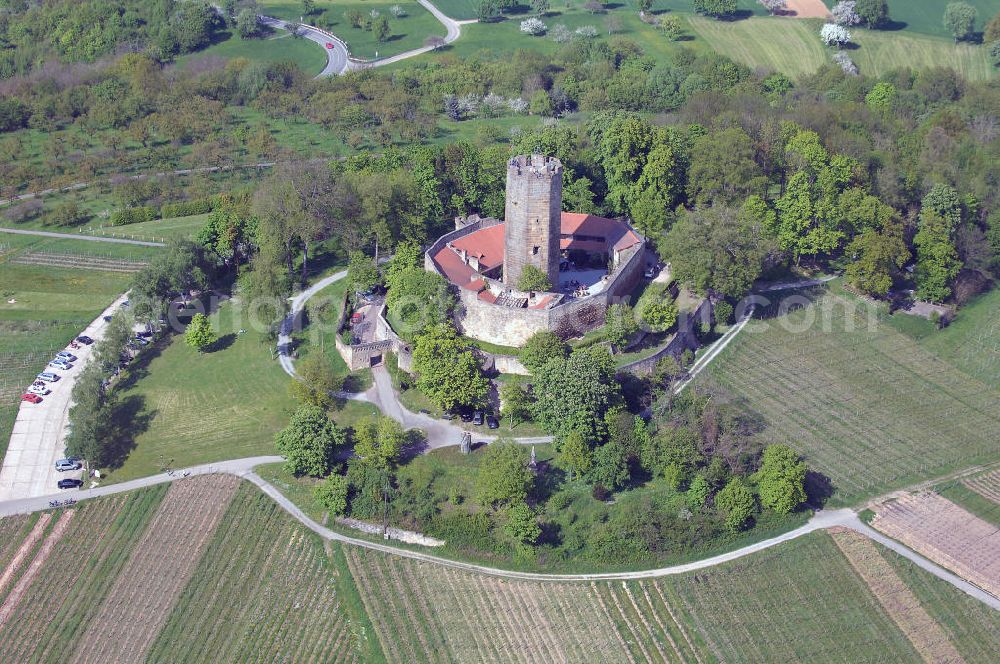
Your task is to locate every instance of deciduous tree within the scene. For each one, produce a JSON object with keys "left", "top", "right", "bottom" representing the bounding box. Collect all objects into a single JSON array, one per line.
[
  {"left": 558, "top": 431, "right": 593, "bottom": 479},
  {"left": 516, "top": 265, "right": 553, "bottom": 292},
  {"left": 752, "top": 444, "right": 807, "bottom": 514},
  {"left": 275, "top": 405, "right": 346, "bottom": 477},
  {"left": 532, "top": 347, "right": 619, "bottom": 442},
  {"left": 353, "top": 416, "right": 405, "bottom": 468},
  {"left": 855, "top": 0, "right": 888, "bottom": 28},
  {"left": 715, "top": 477, "right": 756, "bottom": 531},
  {"left": 184, "top": 313, "right": 216, "bottom": 351},
  {"left": 944, "top": 2, "right": 978, "bottom": 42},
  {"left": 412, "top": 324, "right": 489, "bottom": 411},
  {"left": 288, "top": 354, "right": 342, "bottom": 409},
  {"left": 500, "top": 382, "right": 532, "bottom": 430},
  {"left": 314, "top": 474, "right": 350, "bottom": 515},
  {"left": 520, "top": 330, "right": 569, "bottom": 373},
  {"left": 477, "top": 441, "right": 532, "bottom": 507}
]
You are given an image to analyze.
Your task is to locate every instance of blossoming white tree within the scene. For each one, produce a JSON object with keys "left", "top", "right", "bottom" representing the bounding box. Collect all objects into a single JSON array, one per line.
[
  {"left": 831, "top": 1, "right": 861, "bottom": 26},
  {"left": 820, "top": 22, "right": 852, "bottom": 47},
  {"left": 520, "top": 17, "right": 547, "bottom": 35}
]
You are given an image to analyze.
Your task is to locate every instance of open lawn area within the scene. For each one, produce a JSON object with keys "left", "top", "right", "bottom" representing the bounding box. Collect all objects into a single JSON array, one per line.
[
  {"left": 823, "top": 0, "right": 1000, "bottom": 39},
  {"left": 260, "top": 1, "right": 446, "bottom": 59},
  {"left": 179, "top": 28, "right": 327, "bottom": 76},
  {"left": 102, "top": 298, "right": 297, "bottom": 482},
  {"left": 913, "top": 289, "right": 1000, "bottom": 391},
  {"left": 698, "top": 280, "right": 1000, "bottom": 506},
  {"left": 79, "top": 214, "right": 209, "bottom": 243},
  {"left": 687, "top": 15, "right": 996, "bottom": 81}
]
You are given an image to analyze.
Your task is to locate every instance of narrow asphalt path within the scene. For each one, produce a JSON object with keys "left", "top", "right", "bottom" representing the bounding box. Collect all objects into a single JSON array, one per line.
[
  {"left": 258, "top": 16, "right": 351, "bottom": 76},
  {"left": 0, "top": 227, "right": 165, "bottom": 247},
  {"left": 365, "top": 0, "right": 472, "bottom": 68},
  {"left": 0, "top": 456, "right": 995, "bottom": 609},
  {"left": 278, "top": 269, "right": 553, "bottom": 448}
]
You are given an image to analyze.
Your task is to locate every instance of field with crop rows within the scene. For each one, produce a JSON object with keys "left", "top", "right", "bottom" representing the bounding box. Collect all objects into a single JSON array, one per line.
[
  {"left": 700, "top": 286, "right": 1000, "bottom": 505},
  {"left": 0, "top": 486, "right": 167, "bottom": 662},
  {"left": 148, "top": 483, "right": 364, "bottom": 663},
  {"left": 0, "top": 477, "right": 366, "bottom": 662},
  {"left": 830, "top": 528, "right": 963, "bottom": 663},
  {"left": 871, "top": 492, "right": 1000, "bottom": 598},
  {"left": 963, "top": 468, "right": 1000, "bottom": 504},
  {"left": 344, "top": 530, "right": 999, "bottom": 663}
]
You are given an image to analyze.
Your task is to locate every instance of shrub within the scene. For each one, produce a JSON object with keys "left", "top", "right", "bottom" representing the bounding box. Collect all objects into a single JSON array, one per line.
[
  {"left": 990, "top": 41, "right": 1000, "bottom": 68},
  {"left": 110, "top": 206, "right": 157, "bottom": 226},
  {"left": 713, "top": 300, "right": 734, "bottom": 326},
  {"left": 575, "top": 25, "right": 598, "bottom": 38},
  {"left": 520, "top": 18, "right": 547, "bottom": 35},
  {"left": 160, "top": 198, "right": 213, "bottom": 218}
]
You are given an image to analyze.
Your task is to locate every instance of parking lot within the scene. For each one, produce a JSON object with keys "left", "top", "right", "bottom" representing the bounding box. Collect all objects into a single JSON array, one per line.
[{"left": 0, "top": 294, "right": 128, "bottom": 500}]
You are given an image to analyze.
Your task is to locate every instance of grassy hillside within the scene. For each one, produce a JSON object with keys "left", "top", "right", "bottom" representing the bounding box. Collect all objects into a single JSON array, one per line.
[
  {"left": 688, "top": 15, "right": 996, "bottom": 80},
  {"left": 824, "top": 0, "right": 1000, "bottom": 39},
  {"left": 698, "top": 281, "right": 1000, "bottom": 505},
  {"left": 179, "top": 28, "right": 328, "bottom": 76}
]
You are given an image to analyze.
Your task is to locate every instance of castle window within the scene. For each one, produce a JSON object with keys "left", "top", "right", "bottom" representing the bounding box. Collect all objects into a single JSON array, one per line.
[{"left": 532, "top": 246, "right": 539, "bottom": 255}]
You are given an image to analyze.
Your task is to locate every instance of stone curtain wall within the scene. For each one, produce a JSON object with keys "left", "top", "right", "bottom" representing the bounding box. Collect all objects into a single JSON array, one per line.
[{"left": 618, "top": 298, "right": 713, "bottom": 376}]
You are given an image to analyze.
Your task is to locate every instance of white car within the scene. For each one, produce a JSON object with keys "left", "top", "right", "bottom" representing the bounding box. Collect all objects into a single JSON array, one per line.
[
  {"left": 27, "top": 385, "right": 50, "bottom": 396},
  {"left": 36, "top": 372, "right": 60, "bottom": 382},
  {"left": 55, "top": 351, "right": 78, "bottom": 362},
  {"left": 48, "top": 359, "right": 72, "bottom": 370}
]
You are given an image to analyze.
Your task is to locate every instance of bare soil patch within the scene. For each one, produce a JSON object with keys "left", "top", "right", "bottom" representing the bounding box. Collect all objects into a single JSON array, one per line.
[
  {"left": 963, "top": 469, "right": 1000, "bottom": 504},
  {"left": 784, "top": 0, "right": 831, "bottom": 18},
  {"left": 71, "top": 475, "right": 240, "bottom": 664},
  {"left": 0, "top": 511, "right": 74, "bottom": 625},
  {"left": 872, "top": 492, "right": 1000, "bottom": 598},
  {"left": 831, "top": 528, "right": 963, "bottom": 664},
  {"left": 0, "top": 513, "right": 50, "bottom": 598}
]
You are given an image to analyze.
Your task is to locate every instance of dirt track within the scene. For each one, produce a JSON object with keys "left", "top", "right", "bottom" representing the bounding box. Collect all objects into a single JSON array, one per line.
[{"left": 785, "top": 0, "right": 831, "bottom": 18}]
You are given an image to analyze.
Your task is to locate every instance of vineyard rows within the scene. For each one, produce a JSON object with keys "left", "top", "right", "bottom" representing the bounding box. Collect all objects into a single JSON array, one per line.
[
  {"left": 12, "top": 251, "right": 147, "bottom": 273},
  {"left": 0, "top": 490, "right": 159, "bottom": 663},
  {"left": 871, "top": 492, "right": 1000, "bottom": 598},
  {"left": 146, "top": 484, "right": 359, "bottom": 664},
  {"left": 831, "top": 528, "right": 962, "bottom": 663},
  {"left": 962, "top": 469, "right": 1000, "bottom": 504},
  {"left": 703, "top": 292, "right": 1000, "bottom": 502},
  {"left": 71, "top": 476, "right": 241, "bottom": 663}
]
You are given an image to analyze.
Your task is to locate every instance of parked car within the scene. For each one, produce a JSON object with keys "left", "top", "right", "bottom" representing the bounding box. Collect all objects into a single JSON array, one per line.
[
  {"left": 325, "top": 42, "right": 334, "bottom": 49},
  {"left": 55, "top": 351, "right": 77, "bottom": 362},
  {"left": 48, "top": 359, "right": 72, "bottom": 370},
  {"left": 441, "top": 411, "right": 456, "bottom": 421},
  {"left": 57, "top": 478, "right": 82, "bottom": 489},
  {"left": 37, "top": 372, "right": 59, "bottom": 382},
  {"left": 460, "top": 410, "right": 473, "bottom": 422},
  {"left": 55, "top": 459, "right": 82, "bottom": 472},
  {"left": 133, "top": 336, "right": 149, "bottom": 346},
  {"left": 472, "top": 411, "right": 484, "bottom": 426},
  {"left": 103, "top": 315, "right": 113, "bottom": 322},
  {"left": 22, "top": 393, "right": 42, "bottom": 403},
  {"left": 76, "top": 335, "right": 94, "bottom": 345},
  {"left": 27, "top": 385, "right": 50, "bottom": 396},
  {"left": 350, "top": 312, "right": 363, "bottom": 325},
  {"left": 486, "top": 415, "right": 499, "bottom": 430}
]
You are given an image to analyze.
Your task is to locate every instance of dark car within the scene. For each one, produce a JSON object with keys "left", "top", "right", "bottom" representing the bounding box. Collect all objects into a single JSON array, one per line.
[
  {"left": 57, "top": 478, "right": 82, "bottom": 489},
  {"left": 441, "top": 411, "right": 456, "bottom": 421},
  {"left": 76, "top": 335, "right": 94, "bottom": 345},
  {"left": 486, "top": 415, "right": 499, "bottom": 430},
  {"left": 472, "top": 411, "right": 484, "bottom": 426},
  {"left": 460, "top": 410, "right": 473, "bottom": 422}
]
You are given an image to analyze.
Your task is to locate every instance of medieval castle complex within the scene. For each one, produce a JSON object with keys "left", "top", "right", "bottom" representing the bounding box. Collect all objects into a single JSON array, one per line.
[{"left": 425, "top": 155, "right": 647, "bottom": 347}]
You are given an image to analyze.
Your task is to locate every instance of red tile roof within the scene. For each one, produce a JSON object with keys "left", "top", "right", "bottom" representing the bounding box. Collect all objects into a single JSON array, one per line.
[{"left": 432, "top": 213, "right": 641, "bottom": 289}]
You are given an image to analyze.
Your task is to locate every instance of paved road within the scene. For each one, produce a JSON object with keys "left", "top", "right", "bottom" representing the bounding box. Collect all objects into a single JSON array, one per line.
[
  {"left": 258, "top": 16, "right": 351, "bottom": 76},
  {"left": 0, "top": 294, "right": 130, "bottom": 500},
  {"left": 365, "top": 0, "right": 471, "bottom": 67},
  {"left": 0, "top": 456, "right": 994, "bottom": 609},
  {"left": 0, "top": 227, "right": 165, "bottom": 247},
  {"left": 278, "top": 269, "right": 553, "bottom": 448}
]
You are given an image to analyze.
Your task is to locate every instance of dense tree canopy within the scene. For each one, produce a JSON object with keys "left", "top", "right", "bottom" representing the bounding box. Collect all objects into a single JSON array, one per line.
[{"left": 275, "top": 405, "right": 346, "bottom": 477}]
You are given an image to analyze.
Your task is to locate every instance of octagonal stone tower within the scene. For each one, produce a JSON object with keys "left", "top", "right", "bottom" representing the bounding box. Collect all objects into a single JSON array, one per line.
[{"left": 503, "top": 155, "right": 562, "bottom": 289}]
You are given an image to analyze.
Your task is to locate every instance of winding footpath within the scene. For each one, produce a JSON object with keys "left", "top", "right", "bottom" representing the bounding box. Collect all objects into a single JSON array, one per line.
[{"left": 0, "top": 455, "right": 994, "bottom": 609}]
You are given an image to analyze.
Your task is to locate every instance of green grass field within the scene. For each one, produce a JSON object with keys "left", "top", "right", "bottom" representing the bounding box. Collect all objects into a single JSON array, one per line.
[
  {"left": 260, "top": 0, "right": 446, "bottom": 59},
  {"left": 80, "top": 213, "right": 209, "bottom": 243},
  {"left": 179, "top": 28, "right": 328, "bottom": 76},
  {"left": 688, "top": 15, "right": 996, "bottom": 81},
  {"left": 824, "top": 0, "right": 1000, "bottom": 39},
  {"left": 103, "top": 298, "right": 298, "bottom": 482},
  {"left": 913, "top": 289, "right": 1000, "bottom": 391},
  {"left": 699, "top": 281, "right": 1000, "bottom": 506}
]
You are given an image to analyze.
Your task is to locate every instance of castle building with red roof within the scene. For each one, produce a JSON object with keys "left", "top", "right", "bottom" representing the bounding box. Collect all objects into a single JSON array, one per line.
[{"left": 424, "top": 155, "right": 647, "bottom": 346}]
